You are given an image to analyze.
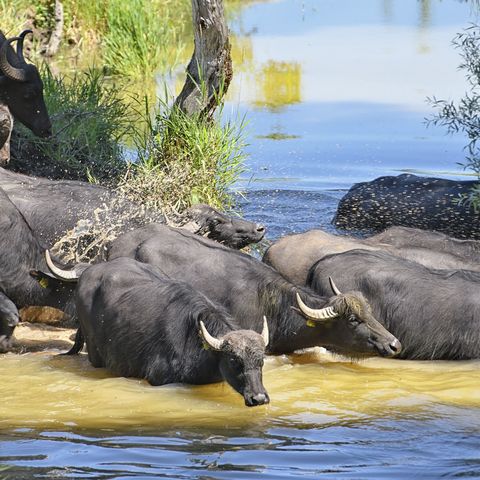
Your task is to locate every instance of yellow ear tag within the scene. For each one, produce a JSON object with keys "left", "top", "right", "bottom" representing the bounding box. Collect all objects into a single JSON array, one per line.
[
  {"left": 306, "top": 319, "right": 316, "bottom": 328},
  {"left": 39, "top": 278, "right": 49, "bottom": 289},
  {"left": 202, "top": 341, "right": 210, "bottom": 351}
]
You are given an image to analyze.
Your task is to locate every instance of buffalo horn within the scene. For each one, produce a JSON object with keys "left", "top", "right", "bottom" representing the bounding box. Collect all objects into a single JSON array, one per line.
[
  {"left": 0, "top": 36, "right": 28, "bottom": 82},
  {"left": 45, "top": 250, "right": 79, "bottom": 282},
  {"left": 261, "top": 316, "right": 269, "bottom": 347},
  {"left": 329, "top": 277, "right": 342, "bottom": 296},
  {"left": 16, "top": 30, "right": 32, "bottom": 64},
  {"left": 296, "top": 293, "right": 338, "bottom": 321},
  {"left": 199, "top": 321, "right": 223, "bottom": 351}
]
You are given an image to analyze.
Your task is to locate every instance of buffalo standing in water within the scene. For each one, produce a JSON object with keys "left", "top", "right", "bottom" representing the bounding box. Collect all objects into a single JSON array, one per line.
[
  {"left": 102, "top": 224, "right": 401, "bottom": 358},
  {"left": 47, "top": 256, "right": 270, "bottom": 407},
  {"left": 307, "top": 249, "right": 480, "bottom": 360},
  {"left": 0, "top": 167, "right": 265, "bottom": 258},
  {"left": 263, "top": 228, "right": 480, "bottom": 285}
]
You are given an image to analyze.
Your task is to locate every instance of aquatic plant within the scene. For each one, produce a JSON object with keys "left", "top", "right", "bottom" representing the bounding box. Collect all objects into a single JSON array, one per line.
[{"left": 427, "top": 24, "right": 480, "bottom": 211}]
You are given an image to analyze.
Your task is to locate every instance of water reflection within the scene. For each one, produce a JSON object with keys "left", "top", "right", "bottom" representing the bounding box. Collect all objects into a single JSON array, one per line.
[{"left": 253, "top": 61, "right": 302, "bottom": 110}]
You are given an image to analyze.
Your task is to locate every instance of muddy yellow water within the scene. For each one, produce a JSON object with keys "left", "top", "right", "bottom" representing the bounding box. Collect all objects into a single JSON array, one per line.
[{"left": 1, "top": 347, "right": 478, "bottom": 431}]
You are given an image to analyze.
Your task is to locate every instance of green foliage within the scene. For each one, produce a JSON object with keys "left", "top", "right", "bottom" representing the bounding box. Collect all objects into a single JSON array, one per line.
[
  {"left": 11, "top": 67, "right": 133, "bottom": 182},
  {"left": 427, "top": 24, "right": 480, "bottom": 211},
  {"left": 0, "top": 0, "right": 31, "bottom": 35},
  {"left": 103, "top": 0, "right": 190, "bottom": 77},
  {"left": 119, "top": 97, "right": 247, "bottom": 212}
]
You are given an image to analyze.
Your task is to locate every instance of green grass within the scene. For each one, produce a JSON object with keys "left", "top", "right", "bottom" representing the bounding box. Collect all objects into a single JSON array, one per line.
[
  {"left": 0, "top": 0, "right": 31, "bottom": 36},
  {"left": 103, "top": 0, "right": 191, "bottom": 77},
  {"left": 11, "top": 67, "right": 134, "bottom": 182},
  {"left": 119, "top": 97, "right": 247, "bottom": 212}
]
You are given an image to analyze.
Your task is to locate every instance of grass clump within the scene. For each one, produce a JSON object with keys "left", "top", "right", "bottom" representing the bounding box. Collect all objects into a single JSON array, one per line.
[
  {"left": 11, "top": 67, "right": 134, "bottom": 182},
  {"left": 119, "top": 99, "right": 247, "bottom": 212}
]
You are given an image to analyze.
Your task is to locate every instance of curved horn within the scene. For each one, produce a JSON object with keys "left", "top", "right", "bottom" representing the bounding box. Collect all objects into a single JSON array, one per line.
[
  {"left": 16, "top": 30, "right": 32, "bottom": 64},
  {"left": 261, "top": 316, "right": 269, "bottom": 347},
  {"left": 296, "top": 293, "right": 338, "bottom": 321},
  {"left": 45, "top": 250, "right": 79, "bottom": 282},
  {"left": 329, "top": 277, "right": 342, "bottom": 296},
  {"left": 0, "top": 36, "right": 27, "bottom": 82},
  {"left": 199, "top": 321, "right": 223, "bottom": 351}
]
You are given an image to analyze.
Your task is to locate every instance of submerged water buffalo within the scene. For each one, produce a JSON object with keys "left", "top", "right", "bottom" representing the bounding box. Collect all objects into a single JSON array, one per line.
[
  {"left": 263, "top": 228, "right": 480, "bottom": 285},
  {"left": 307, "top": 249, "right": 480, "bottom": 360},
  {"left": 0, "top": 167, "right": 265, "bottom": 259},
  {"left": 334, "top": 174, "right": 480, "bottom": 239},
  {"left": 0, "top": 187, "right": 84, "bottom": 352},
  {"left": 0, "top": 30, "right": 52, "bottom": 163},
  {"left": 99, "top": 224, "right": 401, "bottom": 358},
  {"left": 48, "top": 256, "right": 270, "bottom": 406}
]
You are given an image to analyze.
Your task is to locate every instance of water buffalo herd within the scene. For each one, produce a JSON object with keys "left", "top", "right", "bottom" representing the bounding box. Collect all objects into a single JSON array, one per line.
[{"left": 1, "top": 28, "right": 479, "bottom": 407}]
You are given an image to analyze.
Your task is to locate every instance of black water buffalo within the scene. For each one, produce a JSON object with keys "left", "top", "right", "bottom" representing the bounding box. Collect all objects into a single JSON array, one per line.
[
  {"left": 307, "top": 249, "right": 480, "bottom": 360},
  {"left": 333, "top": 174, "right": 480, "bottom": 239},
  {"left": 0, "top": 30, "right": 52, "bottom": 138},
  {"left": 102, "top": 224, "right": 401, "bottom": 358},
  {"left": 263, "top": 228, "right": 480, "bottom": 285},
  {"left": 0, "top": 167, "right": 265, "bottom": 258},
  {"left": 0, "top": 187, "right": 84, "bottom": 352},
  {"left": 49, "top": 256, "right": 270, "bottom": 406}
]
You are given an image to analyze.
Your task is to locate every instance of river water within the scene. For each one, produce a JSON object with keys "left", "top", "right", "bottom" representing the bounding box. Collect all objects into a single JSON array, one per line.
[{"left": 1, "top": 1, "right": 480, "bottom": 478}]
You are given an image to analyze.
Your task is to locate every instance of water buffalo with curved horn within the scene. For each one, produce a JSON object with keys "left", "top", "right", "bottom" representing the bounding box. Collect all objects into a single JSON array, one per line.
[
  {"left": 92, "top": 224, "right": 401, "bottom": 358},
  {"left": 307, "top": 249, "right": 480, "bottom": 360},
  {"left": 0, "top": 30, "right": 52, "bottom": 140},
  {"left": 0, "top": 187, "right": 88, "bottom": 352},
  {"left": 46, "top": 256, "right": 270, "bottom": 406}
]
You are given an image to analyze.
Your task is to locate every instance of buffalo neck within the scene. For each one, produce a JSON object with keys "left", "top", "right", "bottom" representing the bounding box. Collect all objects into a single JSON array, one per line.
[{"left": 257, "top": 279, "right": 333, "bottom": 354}]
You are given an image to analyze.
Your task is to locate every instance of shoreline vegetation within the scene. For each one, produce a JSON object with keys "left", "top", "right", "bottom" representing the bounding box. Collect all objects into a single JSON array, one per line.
[{"left": 2, "top": 0, "right": 247, "bottom": 214}]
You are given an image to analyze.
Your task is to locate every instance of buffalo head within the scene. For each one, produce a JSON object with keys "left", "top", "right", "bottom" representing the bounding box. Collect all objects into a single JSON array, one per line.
[
  {"left": 296, "top": 278, "right": 401, "bottom": 358},
  {"left": 0, "top": 30, "right": 52, "bottom": 138},
  {"left": 181, "top": 204, "right": 266, "bottom": 249},
  {"left": 199, "top": 316, "right": 270, "bottom": 406}
]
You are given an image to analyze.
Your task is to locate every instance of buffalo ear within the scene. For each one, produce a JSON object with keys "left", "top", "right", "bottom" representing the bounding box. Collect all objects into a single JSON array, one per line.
[{"left": 30, "top": 269, "right": 58, "bottom": 287}]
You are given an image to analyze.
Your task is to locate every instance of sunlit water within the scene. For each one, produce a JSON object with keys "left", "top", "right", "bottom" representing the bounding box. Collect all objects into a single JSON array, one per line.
[{"left": 2, "top": 1, "right": 480, "bottom": 478}]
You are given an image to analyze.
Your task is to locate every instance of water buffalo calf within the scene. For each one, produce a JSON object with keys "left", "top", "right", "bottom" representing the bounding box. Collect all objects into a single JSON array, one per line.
[
  {"left": 60, "top": 257, "right": 270, "bottom": 406},
  {"left": 334, "top": 174, "right": 480, "bottom": 239}
]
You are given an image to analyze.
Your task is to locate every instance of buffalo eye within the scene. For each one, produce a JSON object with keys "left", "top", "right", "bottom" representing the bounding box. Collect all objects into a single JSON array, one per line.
[
  {"left": 348, "top": 315, "right": 360, "bottom": 327},
  {"left": 229, "top": 356, "right": 242, "bottom": 367}
]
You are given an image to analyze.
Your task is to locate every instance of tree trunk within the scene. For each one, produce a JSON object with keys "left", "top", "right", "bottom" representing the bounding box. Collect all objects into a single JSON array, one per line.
[
  {"left": 44, "top": 0, "right": 64, "bottom": 58},
  {"left": 175, "top": 0, "right": 232, "bottom": 118},
  {"left": 0, "top": 104, "right": 13, "bottom": 166}
]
